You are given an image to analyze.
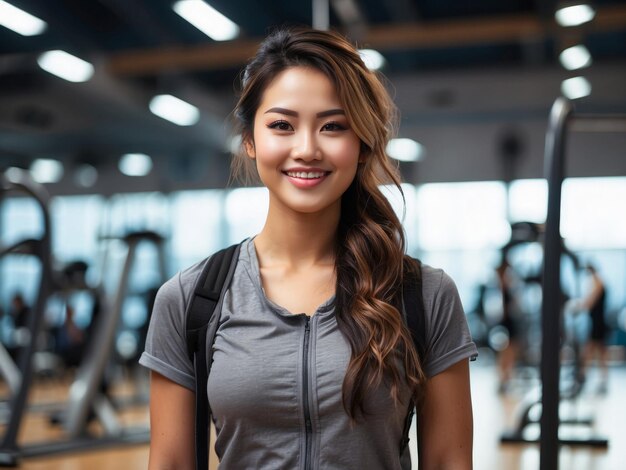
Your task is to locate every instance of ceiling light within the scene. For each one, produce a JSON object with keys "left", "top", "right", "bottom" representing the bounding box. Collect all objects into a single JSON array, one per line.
[
  {"left": 30, "top": 159, "right": 64, "bottom": 184},
  {"left": 559, "top": 44, "right": 592, "bottom": 70},
  {"left": 119, "top": 153, "right": 153, "bottom": 177},
  {"left": 37, "top": 50, "right": 94, "bottom": 83},
  {"left": 173, "top": 0, "right": 239, "bottom": 41},
  {"left": 4, "top": 167, "right": 27, "bottom": 184},
  {"left": 149, "top": 94, "right": 200, "bottom": 126},
  {"left": 561, "top": 76, "right": 592, "bottom": 100},
  {"left": 359, "top": 49, "right": 386, "bottom": 71},
  {"left": 555, "top": 4, "right": 596, "bottom": 27},
  {"left": 74, "top": 164, "right": 98, "bottom": 188},
  {"left": 386, "top": 138, "right": 424, "bottom": 162},
  {"left": 0, "top": 0, "right": 47, "bottom": 36}
]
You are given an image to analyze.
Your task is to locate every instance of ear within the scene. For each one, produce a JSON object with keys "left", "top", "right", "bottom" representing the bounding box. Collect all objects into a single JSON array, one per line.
[{"left": 243, "top": 138, "right": 256, "bottom": 159}]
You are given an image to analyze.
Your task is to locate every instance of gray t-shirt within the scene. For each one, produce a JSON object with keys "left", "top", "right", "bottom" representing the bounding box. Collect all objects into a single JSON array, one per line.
[{"left": 140, "top": 238, "right": 477, "bottom": 469}]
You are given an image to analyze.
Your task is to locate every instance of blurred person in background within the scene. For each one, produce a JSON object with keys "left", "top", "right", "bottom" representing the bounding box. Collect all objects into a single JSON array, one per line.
[
  {"left": 7, "top": 292, "right": 30, "bottom": 362},
  {"left": 495, "top": 259, "right": 522, "bottom": 394},
  {"left": 576, "top": 264, "right": 609, "bottom": 393}
]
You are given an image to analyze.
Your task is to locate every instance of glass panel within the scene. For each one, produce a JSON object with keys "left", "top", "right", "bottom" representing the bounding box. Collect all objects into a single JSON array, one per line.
[
  {"left": 225, "top": 187, "right": 269, "bottom": 244},
  {"left": 50, "top": 195, "right": 104, "bottom": 263},
  {"left": 170, "top": 189, "right": 224, "bottom": 270},
  {"left": 562, "top": 177, "right": 626, "bottom": 249},
  {"left": 1, "top": 197, "right": 44, "bottom": 245},
  {"left": 508, "top": 178, "right": 547, "bottom": 224},
  {"left": 415, "top": 181, "right": 509, "bottom": 251}
]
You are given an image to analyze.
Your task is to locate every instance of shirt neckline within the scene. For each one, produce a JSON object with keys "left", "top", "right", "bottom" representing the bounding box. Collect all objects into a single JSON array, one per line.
[{"left": 242, "top": 237, "right": 335, "bottom": 318}]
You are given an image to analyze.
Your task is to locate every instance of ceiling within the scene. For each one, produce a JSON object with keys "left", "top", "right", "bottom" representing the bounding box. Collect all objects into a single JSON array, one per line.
[{"left": 1, "top": 0, "right": 626, "bottom": 195}]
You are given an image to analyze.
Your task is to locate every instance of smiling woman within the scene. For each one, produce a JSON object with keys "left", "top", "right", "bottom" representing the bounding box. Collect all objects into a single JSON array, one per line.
[{"left": 140, "top": 26, "right": 477, "bottom": 470}]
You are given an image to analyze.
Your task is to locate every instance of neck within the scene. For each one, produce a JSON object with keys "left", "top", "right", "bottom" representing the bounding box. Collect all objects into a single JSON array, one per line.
[{"left": 254, "top": 200, "right": 340, "bottom": 267}]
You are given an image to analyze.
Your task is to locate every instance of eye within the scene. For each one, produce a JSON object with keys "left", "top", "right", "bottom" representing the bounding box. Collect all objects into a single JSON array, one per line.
[
  {"left": 321, "top": 121, "right": 347, "bottom": 132},
  {"left": 268, "top": 120, "right": 292, "bottom": 131}
]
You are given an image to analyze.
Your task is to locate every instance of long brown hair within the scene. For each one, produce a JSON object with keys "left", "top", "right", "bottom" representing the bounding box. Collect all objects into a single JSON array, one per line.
[{"left": 232, "top": 27, "right": 425, "bottom": 417}]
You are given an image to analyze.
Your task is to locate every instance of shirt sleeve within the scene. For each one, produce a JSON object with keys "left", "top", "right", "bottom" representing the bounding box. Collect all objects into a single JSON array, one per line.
[
  {"left": 139, "top": 270, "right": 196, "bottom": 391},
  {"left": 422, "top": 269, "right": 478, "bottom": 378}
]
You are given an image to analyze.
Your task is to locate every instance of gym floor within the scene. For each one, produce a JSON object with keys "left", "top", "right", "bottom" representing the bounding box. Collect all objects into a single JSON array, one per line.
[{"left": 4, "top": 358, "right": 625, "bottom": 469}]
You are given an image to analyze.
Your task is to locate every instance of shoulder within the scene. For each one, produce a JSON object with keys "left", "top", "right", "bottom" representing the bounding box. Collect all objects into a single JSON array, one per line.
[
  {"left": 158, "top": 239, "right": 251, "bottom": 310},
  {"left": 419, "top": 263, "right": 459, "bottom": 306},
  {"left": 157, "top": 258, "right": 207, "bottom": 309},
  {"left": 414, "top": 262, "right": 478, "bottom": 376}
]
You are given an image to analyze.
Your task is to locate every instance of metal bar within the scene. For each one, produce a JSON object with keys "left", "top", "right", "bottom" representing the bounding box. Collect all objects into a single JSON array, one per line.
[
  {"left": 570, "top": 116, "right": 626, "bottom": 133},
  {"left": 0, "top": 344, "right": 20, "bottom": 395},
  {"left": 540, "top": 97, "right": 573, "bottom": 470},
  {"left": 313, "top": 0, "right": 330, "bottom": 30},
  {"left": 65, "top": 241, "right": 132, "bottom": 438}
]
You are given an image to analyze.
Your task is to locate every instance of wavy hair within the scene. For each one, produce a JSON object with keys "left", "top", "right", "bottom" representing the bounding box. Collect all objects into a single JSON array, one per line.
[{"left": 231, "top": 26, "right": 426, "bottom": 417}]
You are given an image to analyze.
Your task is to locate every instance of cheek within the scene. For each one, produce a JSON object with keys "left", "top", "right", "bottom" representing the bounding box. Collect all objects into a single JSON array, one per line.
[
  {"left": 325, "top": 138, "right": 361, "bottom": 167},
  {"left": 253, "top": 129, "right": 288, "bottom": 163}
]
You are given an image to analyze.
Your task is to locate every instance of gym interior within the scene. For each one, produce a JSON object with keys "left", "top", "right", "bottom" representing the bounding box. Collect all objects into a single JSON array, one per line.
[{"left": 1, "top": 1, "right": 626, "bottom": 469}]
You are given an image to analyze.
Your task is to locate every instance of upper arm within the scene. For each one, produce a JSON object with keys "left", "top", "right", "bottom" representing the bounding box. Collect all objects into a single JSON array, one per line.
[
  {"left": 148, "top": 371, "right": 196, "bottom": 470},
  {"left": 418, "top": 359, "right": 473, "bottom": 470}
]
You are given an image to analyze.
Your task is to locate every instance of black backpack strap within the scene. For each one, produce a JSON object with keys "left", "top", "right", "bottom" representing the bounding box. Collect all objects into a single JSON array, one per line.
[
  {"left": 185, "top": 242, "right": 242, "bottom": 470},
  {"left": 402, "top": 256, "right": 426, "bottom": 360},
  {"left": 399, "top": 256, "right": 426, "bottom": 455}
]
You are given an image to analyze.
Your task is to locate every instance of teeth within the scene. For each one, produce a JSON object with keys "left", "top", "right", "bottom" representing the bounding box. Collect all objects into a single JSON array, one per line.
[{"left": 286, "top": 171, "right": 326, "bottom": 179}]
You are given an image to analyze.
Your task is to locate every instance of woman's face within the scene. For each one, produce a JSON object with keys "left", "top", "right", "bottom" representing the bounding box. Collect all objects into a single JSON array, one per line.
[{"left": 246, "top": 66, "right": 361, "bottom": 217}]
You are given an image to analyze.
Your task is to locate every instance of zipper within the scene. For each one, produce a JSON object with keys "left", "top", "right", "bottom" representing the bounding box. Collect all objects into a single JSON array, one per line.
[{"left": 302, "top": 315, "right": 312, "bottom": 470}]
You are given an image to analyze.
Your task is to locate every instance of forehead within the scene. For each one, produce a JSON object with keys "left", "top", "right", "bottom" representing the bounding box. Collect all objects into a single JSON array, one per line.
[{"left": 258, "top": 66, "right": 341, "bottom": 109}]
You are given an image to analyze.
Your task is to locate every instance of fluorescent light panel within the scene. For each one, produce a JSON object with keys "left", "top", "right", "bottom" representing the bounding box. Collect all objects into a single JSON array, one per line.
[
  {"left": 149, "top": 94, "right": 200, "bottom": 126},
  {"left": 74, "top": 164, "right": 98, "bottom": 188},
  {"left": 0, "top": 0, "right": 47, "bottom": 36},
  {"left": 555, "top": 4, "right": 596, "bottom": 27},
  {"left": 30, "top": 159, "right": 64, "bottom": 184},
  {"left": 386, "top": 138, "right": 424, "bottom": 162},
  {"left": 359, "top": 49, "right": 386, "bottom": 71},
  {"left": 559, "top": 44, "right": 592, "bottom": 70},
  {"left": 119, "top": 153, "right": 153, "bottom": 177},
  {"left": 173, "top": 0, "right": 239, "bottom": 41},
  {"left": 4, "top": 167, "right": 27, "bottom": 184},
  {"left": 561, "top": 76, "right": 592, "bottom": 100},
  {"left": 37, "top": 50, "right": 94, "bottom": 83}
]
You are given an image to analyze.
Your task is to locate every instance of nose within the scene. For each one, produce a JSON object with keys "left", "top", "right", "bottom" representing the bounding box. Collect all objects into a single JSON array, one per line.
[{"left": 292, "top": 130, "right": 321, "bottom": 161}]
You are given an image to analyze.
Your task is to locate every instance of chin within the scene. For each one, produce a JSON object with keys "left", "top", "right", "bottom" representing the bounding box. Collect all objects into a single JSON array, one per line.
[{"left": 283, "top": 198, "right": 341, "bottom": 216}]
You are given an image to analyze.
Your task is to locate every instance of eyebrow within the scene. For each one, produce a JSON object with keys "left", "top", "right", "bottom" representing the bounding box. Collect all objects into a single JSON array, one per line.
[{"left": 264, "top": 107, "right": 345, "bottom": 118}]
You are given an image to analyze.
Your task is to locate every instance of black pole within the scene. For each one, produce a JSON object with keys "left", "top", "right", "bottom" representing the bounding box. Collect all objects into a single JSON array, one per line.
[{"left": 540, "top": 97, "right": 573, "bottom": 470}]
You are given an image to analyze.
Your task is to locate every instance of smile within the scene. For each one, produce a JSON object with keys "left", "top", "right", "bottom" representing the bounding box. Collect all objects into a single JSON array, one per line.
[{"left": 283, "top": 171, "right": 329, "bottom": 179}]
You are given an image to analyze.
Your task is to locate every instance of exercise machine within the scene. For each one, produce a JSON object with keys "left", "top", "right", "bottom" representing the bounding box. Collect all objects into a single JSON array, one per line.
[
  {"left": 501, "top": 98, "right": 626, "bottom": 469},
  {"left": 0, "top": 171, "right": 167, "bottom": 466}
]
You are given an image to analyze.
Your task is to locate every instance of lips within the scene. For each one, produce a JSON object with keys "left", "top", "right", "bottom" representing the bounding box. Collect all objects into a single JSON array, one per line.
[{"left": 282, "top": 168, "right": 331, "bottom": 188}]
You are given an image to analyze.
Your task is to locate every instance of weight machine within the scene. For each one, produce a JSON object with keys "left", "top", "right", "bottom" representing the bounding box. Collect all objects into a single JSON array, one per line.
[
  {"left": 0, "top": 171, "right": 166, "bottom": 466},
  {"left": 501, "top": 97, "right": 626, "bottom": 469}
]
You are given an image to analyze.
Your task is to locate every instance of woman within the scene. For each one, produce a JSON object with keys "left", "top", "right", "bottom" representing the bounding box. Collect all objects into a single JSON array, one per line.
[
  {"left": 578, "top": 264, "right": 609, "bottom": 392},
  {"left": 140, "top": 27, "right": 477, "bottom": 469},
  {"left": 495, "top": 259, "right": 521, "bottom": 393}
]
